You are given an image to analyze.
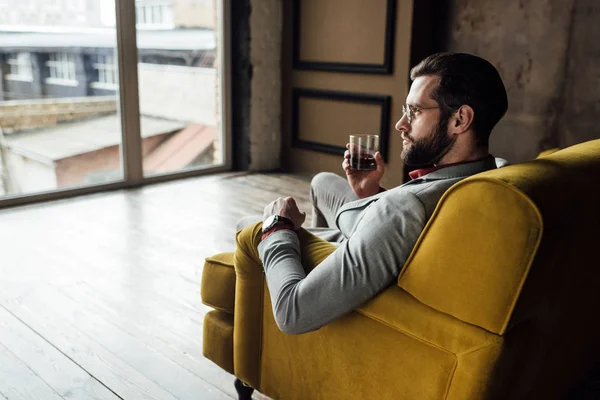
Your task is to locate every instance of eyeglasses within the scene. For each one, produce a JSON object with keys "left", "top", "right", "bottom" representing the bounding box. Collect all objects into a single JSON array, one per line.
[{"left": 402, "top": 104, "right": 440, "bottom": 124}]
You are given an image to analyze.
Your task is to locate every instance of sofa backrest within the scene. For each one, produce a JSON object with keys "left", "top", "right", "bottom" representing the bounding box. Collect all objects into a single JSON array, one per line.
[{"left": 398, "top": 139, "right": 600, "bottom": 336}]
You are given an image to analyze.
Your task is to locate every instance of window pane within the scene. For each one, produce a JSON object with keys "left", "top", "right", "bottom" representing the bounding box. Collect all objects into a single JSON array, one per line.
[
  {"left": 7, "top": 52, "right": 33, "bottom": 81},
  {"left": 0, "top": 0, "right": 123, "bottom": 199},
  {"left": 138, "top": 0, "right": 224, "bottom": 177}
]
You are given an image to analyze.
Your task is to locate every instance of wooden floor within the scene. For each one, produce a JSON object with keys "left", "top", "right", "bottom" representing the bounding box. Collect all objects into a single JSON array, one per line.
[{"left": 0, "top": 172, "right": 314, "bottom": 400}]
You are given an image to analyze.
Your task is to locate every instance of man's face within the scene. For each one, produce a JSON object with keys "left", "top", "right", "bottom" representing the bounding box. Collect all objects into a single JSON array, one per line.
[{"left": 395, "top": 75, "right": 456, "bottom": 167}]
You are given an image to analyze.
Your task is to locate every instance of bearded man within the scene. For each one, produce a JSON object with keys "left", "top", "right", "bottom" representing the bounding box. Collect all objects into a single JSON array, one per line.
[{"left": 255, "top": 52, "right": 509, "bottom": 334}]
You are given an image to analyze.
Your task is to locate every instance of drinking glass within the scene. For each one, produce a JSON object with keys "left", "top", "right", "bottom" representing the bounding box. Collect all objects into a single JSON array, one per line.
[{"left": 349, "top": 134, "right": 379, "bottom": 171}]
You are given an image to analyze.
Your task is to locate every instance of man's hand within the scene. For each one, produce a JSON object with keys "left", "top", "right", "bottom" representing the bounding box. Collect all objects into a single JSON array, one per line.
[
  {"left": 342, "top": 144, "right": 385, "bottom": 198},
  {"left": 263, "top": 197, "right": 306, "bottom": 230}
]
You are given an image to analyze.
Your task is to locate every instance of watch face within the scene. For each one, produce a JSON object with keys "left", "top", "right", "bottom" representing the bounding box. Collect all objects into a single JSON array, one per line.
[
  {"left": 263, "top": 215, "right": 277, "bottom": 232},
  {"left": 263, "top": 215, "right": 294, "bottom": 233}
]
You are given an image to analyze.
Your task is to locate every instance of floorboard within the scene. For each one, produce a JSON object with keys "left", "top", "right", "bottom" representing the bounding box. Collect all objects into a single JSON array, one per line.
[
  {"left": 0, "top": 340, "right": 63, "bottom": 400},
  {"left": 1, "top": 288, "right": 229, "bottom": 400},
  {"left": 0, "top": 306, "right": 119, "bottom": 400},
  {"left": 0, "top": 172, "right": 313, "bottom": 400}
]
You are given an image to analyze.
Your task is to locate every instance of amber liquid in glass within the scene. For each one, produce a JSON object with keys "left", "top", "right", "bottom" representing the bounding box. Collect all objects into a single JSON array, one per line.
[{"left": 350, "top": 154, "right": 376, "bottom": 171}]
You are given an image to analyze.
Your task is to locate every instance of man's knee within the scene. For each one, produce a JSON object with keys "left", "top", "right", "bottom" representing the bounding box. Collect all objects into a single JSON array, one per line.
[
  {"left": 234, "top": 222, "right": 264, "bottom": 277},
  {"left": 310, "top": 172, "right": 341, "bottom": 202}
]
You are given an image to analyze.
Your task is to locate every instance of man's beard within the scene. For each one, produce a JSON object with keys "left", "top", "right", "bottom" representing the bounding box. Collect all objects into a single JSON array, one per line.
[{"left": 402, "top": 114, "right": 456, "bottom": 167}]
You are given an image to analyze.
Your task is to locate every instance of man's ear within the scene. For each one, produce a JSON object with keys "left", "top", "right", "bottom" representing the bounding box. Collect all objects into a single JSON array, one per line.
[{"left": 451, "top": 105, "right": 475, "bottom": 134}]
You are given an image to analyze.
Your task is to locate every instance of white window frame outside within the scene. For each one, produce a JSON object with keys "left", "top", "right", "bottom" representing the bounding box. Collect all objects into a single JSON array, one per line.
[
  {"left": 91, "top": 54, "right": 118, "bottom": 90},
  {"left": 45, "top": 53, "right": 78, "bottom": 86},
  {"left": 6, "top": 53, "right": 34, "bottom": 82},
  {"left": 0, "top": 0, "right": 231, "bottom": 208},
  {"left": 135, "top": 1, "right": 174, "bottom": 29}
]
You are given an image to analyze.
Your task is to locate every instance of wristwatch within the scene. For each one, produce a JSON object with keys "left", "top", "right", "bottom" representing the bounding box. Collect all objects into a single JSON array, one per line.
[{"left": 262, "top": 215, "right": 294, "bottom": 233}]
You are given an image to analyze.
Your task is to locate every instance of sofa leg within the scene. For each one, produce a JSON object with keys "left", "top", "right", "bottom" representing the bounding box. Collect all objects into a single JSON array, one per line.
[{"left": 234, "top": 378, "right": 254, "bottom": 400}]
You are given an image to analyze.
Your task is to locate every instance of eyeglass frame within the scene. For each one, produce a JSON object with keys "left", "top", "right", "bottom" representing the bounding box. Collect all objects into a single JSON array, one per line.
[{"left": 401, "top": 104, "right": 441, "bottom": 124}]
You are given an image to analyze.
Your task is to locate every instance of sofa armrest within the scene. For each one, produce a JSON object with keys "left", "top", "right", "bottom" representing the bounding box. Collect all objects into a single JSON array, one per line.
[
  {"left": 233, "top": 223, "right": 338, "bottom": 388},
  {"left": 232, "top": 222, "right": 265, "bottom": 388},
  {"left": 356, "top": 286, "right": 501, "bottom": 356},
  {"left": 357, "top": 286, "right": 505, "bottom": 399}
]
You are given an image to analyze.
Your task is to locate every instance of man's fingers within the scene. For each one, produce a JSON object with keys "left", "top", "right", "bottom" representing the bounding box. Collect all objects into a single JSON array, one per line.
[
  {"left": 285, "top": 196, "right": 298, "bottom": 207},
  {"left": 347, "top": 143, "right": 363, "bottom": 153},
  {"left": 374, "top": 151, "right": 382, "bottom": 164},
  {"left": 342, "top": 159, "right": 352, "bottom": 174},
  {"left": 343, "top": 150, "right": 351, "bottom": 173},
  {"left": 375, "top": 151, "right": 385, "bottom": 173}
]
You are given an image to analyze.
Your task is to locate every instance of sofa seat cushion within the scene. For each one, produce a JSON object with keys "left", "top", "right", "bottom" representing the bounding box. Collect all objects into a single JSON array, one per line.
[{"left": 201, "top": 252, "right": 236, "bottom": 314}]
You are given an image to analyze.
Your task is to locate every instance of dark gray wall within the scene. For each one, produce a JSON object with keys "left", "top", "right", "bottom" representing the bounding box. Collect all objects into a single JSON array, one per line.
[
  {"left": 557, "top": 0, "right": 600, "bottom": 150},
  {"left": 1, "top": 51, "right": 91, "bottom": 100},
  {"left": 0, "top": 48, "right": 206, "bottom": 101},
  {"left": 439, "top": 0, "right": 600, "bottom": 162}
]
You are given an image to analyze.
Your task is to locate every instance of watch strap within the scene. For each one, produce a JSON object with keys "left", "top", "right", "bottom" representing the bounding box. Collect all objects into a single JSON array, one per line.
[
  {"left": 261, "top": 223, "right": 295, "bottom": 241},
  {"left": 262, "top": 215, "right": 295, "bottom": 233}
]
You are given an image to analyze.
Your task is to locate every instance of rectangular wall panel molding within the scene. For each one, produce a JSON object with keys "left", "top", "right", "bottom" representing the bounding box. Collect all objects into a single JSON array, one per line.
[
  {"left": 292, "top": 0, "right": 397, "bottom": 74},
  {"left": 292, "top": 88, "right": 391, "bottom": 161}
]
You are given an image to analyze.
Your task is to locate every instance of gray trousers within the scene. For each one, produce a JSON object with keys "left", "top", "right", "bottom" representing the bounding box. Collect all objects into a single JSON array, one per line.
[{"left": 236, "top": 172, "right": 359, "bottom": 243}]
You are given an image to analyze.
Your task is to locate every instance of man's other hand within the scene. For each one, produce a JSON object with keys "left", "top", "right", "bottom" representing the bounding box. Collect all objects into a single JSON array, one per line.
[
  {"left": 263, "top": 197, "right": 306, "bottom": 230},
  {"left": 342, "top": 144, "right": 385, "bottom": 199}
]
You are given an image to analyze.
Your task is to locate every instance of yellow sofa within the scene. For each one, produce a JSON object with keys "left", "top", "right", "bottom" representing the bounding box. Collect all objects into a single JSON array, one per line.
[{"left": 201, "top": 139, "right": 600, "bottom": 399}]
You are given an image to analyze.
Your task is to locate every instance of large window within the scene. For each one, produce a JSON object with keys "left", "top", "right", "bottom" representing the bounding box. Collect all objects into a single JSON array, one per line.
[
  {"left": 0, "top": 0, "right": 229, "bottom": 206},
  {"left": 6, "top": 53, "right": 33, "bottom": 82},
  {"left": 45, "top": 53, "right": 78, "bottom": 86}
]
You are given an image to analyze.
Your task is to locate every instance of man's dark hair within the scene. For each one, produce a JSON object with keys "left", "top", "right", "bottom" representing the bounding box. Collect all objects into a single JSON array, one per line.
[{"left": 410, "top": 52, "right": 508, "bottom": 146}]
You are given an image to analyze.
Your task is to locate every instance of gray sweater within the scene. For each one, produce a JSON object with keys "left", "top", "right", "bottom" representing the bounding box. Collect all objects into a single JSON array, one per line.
[{"left": 258, "top": 157, "right": 498, "bottom": 334}]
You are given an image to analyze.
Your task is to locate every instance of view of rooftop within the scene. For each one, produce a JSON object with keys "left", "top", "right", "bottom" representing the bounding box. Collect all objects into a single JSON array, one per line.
[{"left": 0, "top": 0, "right": 223, "bottom": 198}]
